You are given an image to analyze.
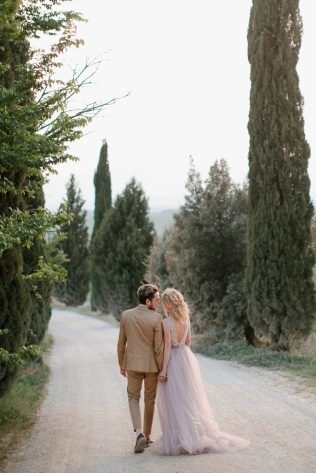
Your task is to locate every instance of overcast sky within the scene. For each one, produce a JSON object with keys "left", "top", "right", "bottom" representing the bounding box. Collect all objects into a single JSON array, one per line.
[{"left": 43, "top": 0, "right": 316, "bottom": 212}]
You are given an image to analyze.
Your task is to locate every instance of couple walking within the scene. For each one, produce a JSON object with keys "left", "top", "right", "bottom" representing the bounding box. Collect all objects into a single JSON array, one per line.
[{"left": 117, "top": 284, "right": 250, "bottom": 455}]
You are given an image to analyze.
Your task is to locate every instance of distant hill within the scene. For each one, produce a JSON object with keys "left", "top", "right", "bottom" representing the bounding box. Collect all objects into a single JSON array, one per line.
[
  {"left": 85, "top": 208, "right": 177, "bottom": 238},
  {"left": 149, "top": 209, "right": 176, "bottom": 236}
]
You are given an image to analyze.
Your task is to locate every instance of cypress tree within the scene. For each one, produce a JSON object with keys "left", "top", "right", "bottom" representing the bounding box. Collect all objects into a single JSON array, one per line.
[
  {"left": 54, "top": 175, "right": 90, "bottom": 306},
  {"left": 246, "top": 0, "right": 315, "bottom": 350},
  {"left": 199, "top": 159, "right": 243, "bottom": 301},
  {"left": 90, "top": 140, "right": 112, "bottom": 311},
  {"left": 165, "top": 159, "right": 249, "bottom": 340},
  {"left": 166, "top": 159, "right": 204, "bottom": 301},
  {"left": 23, "top": 181, "right": 52, "bottom": 344},
  {"left": 0, "top": 0, "right": 118, "bottom": 397},
  {"left": 92, "top": 178, "right": 155, "bottom": 319},
  {"left": 0, "top": 20, "right": 32, "bottom": 396}
]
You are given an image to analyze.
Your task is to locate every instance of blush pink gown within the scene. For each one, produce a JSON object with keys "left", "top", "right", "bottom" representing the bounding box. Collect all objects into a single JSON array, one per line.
[{"left": 153, "top": 318, "right": 250, "bottom": 455}]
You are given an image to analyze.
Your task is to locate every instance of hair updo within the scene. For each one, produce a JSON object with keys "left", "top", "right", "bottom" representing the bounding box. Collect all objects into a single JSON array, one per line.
[{"left": 161, "top": 288, "right": 190, "bottom": 324}]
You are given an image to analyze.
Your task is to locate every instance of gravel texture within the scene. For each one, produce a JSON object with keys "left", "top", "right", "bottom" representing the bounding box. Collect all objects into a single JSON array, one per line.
[{"left": 3, "top": 308, "right": 316, "bottom": 473}]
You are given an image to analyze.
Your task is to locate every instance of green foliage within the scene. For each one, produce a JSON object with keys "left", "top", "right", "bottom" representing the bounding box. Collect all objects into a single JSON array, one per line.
[
  {"left": 145, "top": 228, "right": 174, "bottom": 290},
  {"left": 195, "top": 339, "right": 316, "bottom": 384},
  {"left": 23, "top": 255, "right": 68, "bottom": 285},
  {"left": 160, "top": 158, "right": 204, "bottom": 299},
  {"left": 0, "top": 336, "right": 51, "bottom": 465},
  {"left": 0, "top": 0, "right": 118, "bottom": 397},
  {"left": 92, "top": 178, "right": 155, "bottom": 319},
  {"left": 0, "top": 7, "right": 34, "bottom": 397},
  {"left": 0, "top": 206, "right": 73, "bottom": 256},
  {"left": 92, "top": 140, "right": 112, "bottom": 235},
  {"left": 0, "top": 245, "right": 33, "bottom": 397},
  {"left": 90, "top": 140, "right": 112, "bottom": 311},
  {"left": 246, "top": 0, "right": 316, "bottom": 350},
  {"left": 217, "top": 274, "right": 249, "bottom": 340},
  {"left": 0, "top": 344, "right": 40, "bottom": 366},
  {"left": 0, "top": 1, "right": 118, "bottom": 255},
  {"left": 23, "top": 182, "right": 52, "bottom": 344},
  {"left": 161, "top": 158, "right": 249, "bottom": 340},
  {"left": 53, "top": 175, "right": 90, "bottom": 306},
  {"left": 45, "top": 230, "right": 70, "bottom": 268}
]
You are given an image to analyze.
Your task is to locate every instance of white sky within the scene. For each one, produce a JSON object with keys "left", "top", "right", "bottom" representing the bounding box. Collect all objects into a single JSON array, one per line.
[{"left": 43, "top": 0, "right": 316, "bottom": 212}]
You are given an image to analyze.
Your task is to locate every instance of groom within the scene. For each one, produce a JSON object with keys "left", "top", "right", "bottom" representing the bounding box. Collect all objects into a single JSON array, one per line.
[{"left": 117, "top": 284, "right": 164, "bottom": 453}]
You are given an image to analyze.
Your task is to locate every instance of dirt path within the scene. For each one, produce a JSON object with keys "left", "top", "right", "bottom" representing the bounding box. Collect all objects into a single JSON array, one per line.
[{"left": 3, "top": 309, "right": 316, "bottom": 473}]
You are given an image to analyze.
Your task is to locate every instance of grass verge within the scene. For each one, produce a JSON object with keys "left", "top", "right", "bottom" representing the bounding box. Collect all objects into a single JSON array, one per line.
[
  {"left": 192, "top": 334, "right": 316, "bottom": 388},
  {"left": 0, "top": 334, "right": 52, "bottom": 466}
]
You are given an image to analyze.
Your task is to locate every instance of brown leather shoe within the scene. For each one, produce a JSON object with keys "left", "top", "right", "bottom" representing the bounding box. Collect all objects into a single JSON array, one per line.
[{"left": 134, "top": 433, "right": 147, "bottom": 453}]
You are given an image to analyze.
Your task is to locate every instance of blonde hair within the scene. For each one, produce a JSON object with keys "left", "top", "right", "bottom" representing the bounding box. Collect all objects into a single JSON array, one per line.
[{"left": 161, "top": 288, "right": 190, "bottom": 324}]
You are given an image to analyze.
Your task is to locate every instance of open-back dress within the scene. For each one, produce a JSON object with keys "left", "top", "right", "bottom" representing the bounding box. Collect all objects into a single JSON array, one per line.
[{"left": 152, "top": 317, "right": 250, "bottom": 455}]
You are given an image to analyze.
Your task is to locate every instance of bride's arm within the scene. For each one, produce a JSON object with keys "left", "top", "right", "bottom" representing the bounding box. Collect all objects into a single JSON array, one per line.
[{"left": 158, "top": 319, "right": 171, "bottom": 381}]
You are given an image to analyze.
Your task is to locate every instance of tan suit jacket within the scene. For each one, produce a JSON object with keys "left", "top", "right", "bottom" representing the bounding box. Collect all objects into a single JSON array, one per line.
[{"left": 117, "top": 305, "right": 164, "bottom": 372}]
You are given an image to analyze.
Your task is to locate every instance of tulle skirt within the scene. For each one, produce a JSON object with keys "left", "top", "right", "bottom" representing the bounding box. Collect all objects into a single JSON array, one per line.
[{"left": 153, "top": 345, "right": 250, "bottom": 455}]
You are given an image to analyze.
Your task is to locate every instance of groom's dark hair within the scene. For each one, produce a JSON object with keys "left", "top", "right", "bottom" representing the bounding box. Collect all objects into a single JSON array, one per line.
[{"left": 137, "top": 284, "right": 159, "bottom": 304}]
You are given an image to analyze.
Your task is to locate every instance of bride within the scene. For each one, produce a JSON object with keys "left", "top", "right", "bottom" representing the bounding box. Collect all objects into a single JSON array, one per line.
[{"left": 152, "top": 287, "right": 250, "bottom": 456}]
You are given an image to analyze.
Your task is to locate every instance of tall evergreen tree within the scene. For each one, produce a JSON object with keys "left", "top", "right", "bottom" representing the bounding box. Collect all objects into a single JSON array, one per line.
[
  {"left": 0, "top": 0, "right": 117, "bottom": 397},
  {"left": 0, "top": 13, "right": 32, "bottom": 396},
  {"left": 246, "top": 0, "right": 315, "bottom": 350},
  {"left": 92, "top": 178, "right": 155, "bottom": 319},
  {"left": 165, "top": 159, "right": 249, "bottom": 340},
  {"left": 90, "top": 140, "right": 112, "bottom": 311},
  {"left": 23, "top": 180, "right": 52, "bottom": 344},
  {"left": 54, "top": 175, "right": 90, "bottom": 306},
  {"left": 165, "top": 159, "right": 204, "bottom": 301}
]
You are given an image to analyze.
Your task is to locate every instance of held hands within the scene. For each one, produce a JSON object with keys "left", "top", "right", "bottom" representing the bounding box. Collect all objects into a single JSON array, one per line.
[{"left": 158, "top": 371, "right": 167, "bottom": 382}]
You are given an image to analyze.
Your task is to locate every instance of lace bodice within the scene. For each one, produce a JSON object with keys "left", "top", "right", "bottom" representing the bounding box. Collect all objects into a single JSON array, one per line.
[{"left": 167, "top": 317, "right": 189, "bottom": 348}]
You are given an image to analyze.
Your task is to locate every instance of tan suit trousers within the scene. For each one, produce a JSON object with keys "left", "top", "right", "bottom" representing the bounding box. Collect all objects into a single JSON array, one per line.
[{"left": 127, "top": 370, "right": 159, "bottom": 438}]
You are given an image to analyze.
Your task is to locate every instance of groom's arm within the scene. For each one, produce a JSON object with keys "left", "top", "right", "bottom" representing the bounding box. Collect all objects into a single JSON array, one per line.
[
  {"left": 117, "top": 315, "right": 127, "bottom": 374},
  {"left": 154, "top": 316, "right": 164, "bottom": 371}
]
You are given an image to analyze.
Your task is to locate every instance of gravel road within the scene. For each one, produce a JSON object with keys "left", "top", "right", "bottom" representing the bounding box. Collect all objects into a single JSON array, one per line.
[{"left": 3, "top": 308, "right": 316, "bottom": 473}]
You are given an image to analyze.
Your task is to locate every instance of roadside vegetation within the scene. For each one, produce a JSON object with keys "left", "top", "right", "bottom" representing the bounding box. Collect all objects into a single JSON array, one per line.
[
  {"left": 189, "top": 251, "right": 316, "bottom": 387},
  {"left": 0, "top": 335, "right": 52, "bottom": 467},
  {"left": 191, "top": 257, "right": 316, "bottom": 387},
  {"left": 192, "top": 325, "right": 316, "bottom": 388}
]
